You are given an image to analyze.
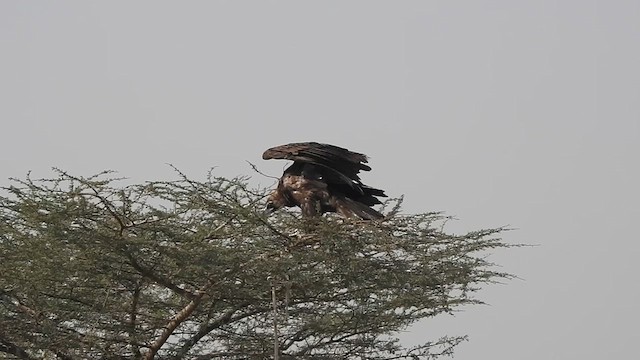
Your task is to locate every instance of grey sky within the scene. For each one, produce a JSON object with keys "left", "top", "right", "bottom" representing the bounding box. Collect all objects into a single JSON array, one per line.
[{"left": 1, "top": 1, "right": 638, "bottom": 359}]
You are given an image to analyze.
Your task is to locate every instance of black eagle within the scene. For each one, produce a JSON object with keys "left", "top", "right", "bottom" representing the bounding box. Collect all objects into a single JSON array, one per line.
[{"left": 262, "top": 142, "right": 387, "bottom": 220}]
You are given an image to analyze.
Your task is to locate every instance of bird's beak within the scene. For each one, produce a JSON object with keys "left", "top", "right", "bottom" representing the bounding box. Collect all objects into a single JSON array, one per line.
[{"left": 263, "top": 203, "right": 276, "bottom": 216}]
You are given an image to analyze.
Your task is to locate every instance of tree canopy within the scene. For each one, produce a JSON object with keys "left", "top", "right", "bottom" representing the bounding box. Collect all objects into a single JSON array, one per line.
[{"left": 0, "top": 169, "right": 514, "bottom": 359}]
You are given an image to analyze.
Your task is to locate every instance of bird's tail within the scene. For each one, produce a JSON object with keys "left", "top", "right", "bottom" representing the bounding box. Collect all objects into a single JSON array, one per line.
[{"left": 337, "top": 197, "right": 384, "bottom": 220}]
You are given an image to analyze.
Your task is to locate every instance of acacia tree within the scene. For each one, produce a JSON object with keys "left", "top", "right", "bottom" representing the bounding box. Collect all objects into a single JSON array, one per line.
[{"left": 0, "top": 169, "right": 513, "bottom": 359}]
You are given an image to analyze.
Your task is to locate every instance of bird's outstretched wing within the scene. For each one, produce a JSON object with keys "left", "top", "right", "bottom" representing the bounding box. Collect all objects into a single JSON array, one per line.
[{"left": 262, "top": 142, "right": 371, "bottom": 186}]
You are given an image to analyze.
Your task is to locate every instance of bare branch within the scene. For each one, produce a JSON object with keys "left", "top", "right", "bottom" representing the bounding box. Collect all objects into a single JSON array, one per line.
[{"left": 143, "top": 280, "right": 216, "bottom": 360}]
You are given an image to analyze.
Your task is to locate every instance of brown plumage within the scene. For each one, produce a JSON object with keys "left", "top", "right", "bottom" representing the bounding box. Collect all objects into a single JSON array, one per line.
[{"left": 263, "top": 142, "right": 387, "bottom": 220}]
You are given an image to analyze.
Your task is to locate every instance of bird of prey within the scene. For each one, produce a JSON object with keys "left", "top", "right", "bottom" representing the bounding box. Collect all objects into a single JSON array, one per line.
[{"left": 262, "top": 142, "right": 386, "bottom": 220}]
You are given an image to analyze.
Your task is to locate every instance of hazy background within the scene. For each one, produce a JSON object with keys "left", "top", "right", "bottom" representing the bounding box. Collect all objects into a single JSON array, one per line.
[{"left": 1, "top": 1, "right": 638, "bottom": 359}]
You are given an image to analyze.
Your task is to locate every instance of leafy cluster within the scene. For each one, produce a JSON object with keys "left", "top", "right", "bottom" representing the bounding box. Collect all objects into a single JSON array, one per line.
[{"left": 0, "top": 170, "right": 513, "bottom": 359}]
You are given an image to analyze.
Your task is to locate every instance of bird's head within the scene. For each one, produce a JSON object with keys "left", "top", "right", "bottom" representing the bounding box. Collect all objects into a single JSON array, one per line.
[{"left": 263, "top": 191, "right": 288, "bottom": 215}]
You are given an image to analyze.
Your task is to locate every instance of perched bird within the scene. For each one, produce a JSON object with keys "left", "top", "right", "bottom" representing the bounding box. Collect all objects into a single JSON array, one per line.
[{"left": 262, "top": 142, "right": 386, "bottom": 220}]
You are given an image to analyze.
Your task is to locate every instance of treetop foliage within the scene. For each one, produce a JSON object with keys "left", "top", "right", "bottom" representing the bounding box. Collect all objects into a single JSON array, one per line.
[{"left": 0, "top": 169, "right": 515, "bottom": 359}]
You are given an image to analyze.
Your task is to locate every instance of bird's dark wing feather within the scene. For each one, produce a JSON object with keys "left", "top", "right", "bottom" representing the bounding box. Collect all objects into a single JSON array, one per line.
[{"left": 262, "top": 142, "right": 371, "bottom": 180}]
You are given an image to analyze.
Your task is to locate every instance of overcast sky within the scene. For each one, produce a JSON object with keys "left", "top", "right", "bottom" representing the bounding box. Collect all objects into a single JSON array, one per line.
[{"left": 1, "top": 1, "right": 639, "bottom": 359}]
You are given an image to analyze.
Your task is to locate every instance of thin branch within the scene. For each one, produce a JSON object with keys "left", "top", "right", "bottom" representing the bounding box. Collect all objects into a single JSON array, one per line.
[
  {"left": 172, "top": 302, "right": 261, "bottom": 358},
  {"left": 272, "top": 284, "right": 280, "bottom": 360},
  {"left": 129, "top": 282, "right": 142, "bottom": 359},
  {"left": 143, "top": 280, "right": 215, "bottom": 360},
  {"left": 125, "top": 251, "right": 194, "bottom": 300},
  {"left": 246, "top": 161, "right": 279, "bottom": 181}
]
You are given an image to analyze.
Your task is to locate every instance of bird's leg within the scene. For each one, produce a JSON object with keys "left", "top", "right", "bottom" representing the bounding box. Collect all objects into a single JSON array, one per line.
[{"left": 300, "top": 199, "right": 320, "bottom": 217}]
